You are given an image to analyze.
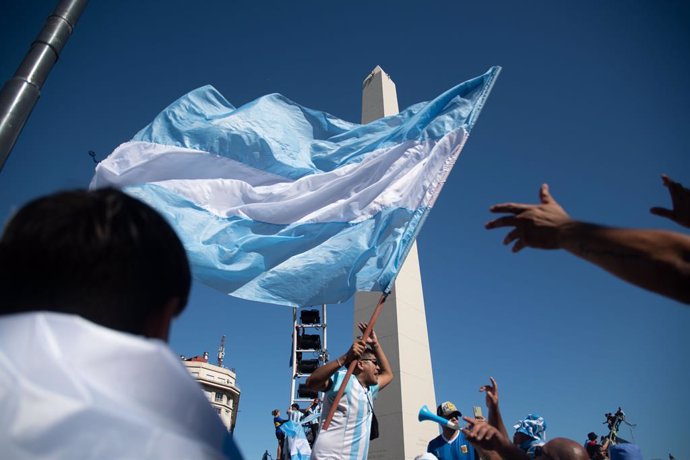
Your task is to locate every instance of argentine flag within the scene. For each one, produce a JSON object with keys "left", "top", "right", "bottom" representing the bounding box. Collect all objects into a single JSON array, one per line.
[
  {"left": 91, "top": 67, "right": 500, "bottom": 306},
  {"left": 280, "top": 420, "right": 311, "bottom": 460}
]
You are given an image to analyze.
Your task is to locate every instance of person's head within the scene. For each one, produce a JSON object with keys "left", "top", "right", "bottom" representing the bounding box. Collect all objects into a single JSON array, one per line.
[
  {"left": 539, "top": 438, "right": 589, "bottom": 460},
  {"left": 437, "top": 401, "right": 462, "bottom": 436},
  {"left": 0, "top": 188, "right": 191, "bottom": 340},
  {"left": 354, "top": 349, "right": 380, "bottom": 387},
  {"left": 272, "top": 409, "right": 280, "bottom": 417},
  {"left": 587, "top": 432, "right": 598, "bottom": 442},
  {"left": 415, "top": 454, "right": 438, "bottom": 460},
  {"left": 513, "top": 414, "right": 547, "bottom": 450},
  {"left": 291, "top": 403, "right": 300, "bottom": 411}
]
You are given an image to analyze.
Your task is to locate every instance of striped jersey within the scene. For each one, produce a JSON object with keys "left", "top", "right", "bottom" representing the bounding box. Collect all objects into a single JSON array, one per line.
[
  {"left": 290, "top": 409, "right": 304, "bottom": 423},
  {"left": 310, "top": 370, "right": 379, "bottom": 460}
]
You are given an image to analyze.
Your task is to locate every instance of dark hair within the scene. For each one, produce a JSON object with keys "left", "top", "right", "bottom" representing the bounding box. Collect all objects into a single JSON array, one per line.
[
  {"left": 361, "top": 349, "right": 376, "bottom": 359},
  {"left": 0, "top": 188, "right": 191, "bottom": 335}
]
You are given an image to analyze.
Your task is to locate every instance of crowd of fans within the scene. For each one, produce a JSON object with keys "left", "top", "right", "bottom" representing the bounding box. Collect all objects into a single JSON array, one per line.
[
  {"left": 272, "top": 174, "right": 690, "bottom": 459},
  {"left": 0, "top": 163, "right": 686, "bottom": 460}
]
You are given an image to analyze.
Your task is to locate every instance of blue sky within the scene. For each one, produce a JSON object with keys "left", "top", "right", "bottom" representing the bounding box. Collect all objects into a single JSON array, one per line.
[{"left": 1, "top": 1, "right": 689, "bottom": 459}]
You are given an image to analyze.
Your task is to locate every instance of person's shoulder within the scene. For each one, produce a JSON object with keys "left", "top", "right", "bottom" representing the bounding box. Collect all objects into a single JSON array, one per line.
[
  {"left": 369, "top": 382, "right": 381, "bottom": 398},
  {"left": 329, "top": 369, "right": 350, "bottom": 393},
  {"left": 427, "top": 435, "right": 444, "bottom": 450}
]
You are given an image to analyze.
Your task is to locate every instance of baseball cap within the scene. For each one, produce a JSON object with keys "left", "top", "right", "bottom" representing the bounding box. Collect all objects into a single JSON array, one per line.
[{"left": 437, "top": 401, "right": 462, "bottom": 419}]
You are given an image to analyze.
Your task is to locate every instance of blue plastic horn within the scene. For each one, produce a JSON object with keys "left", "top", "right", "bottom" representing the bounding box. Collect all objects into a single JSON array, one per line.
[{"left": 418, "top": 405, "right": 460, "bottom": 430}]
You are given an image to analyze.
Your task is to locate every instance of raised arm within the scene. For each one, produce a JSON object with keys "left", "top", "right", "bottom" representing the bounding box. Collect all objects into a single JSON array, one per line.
[
  {"left": 358, "top": 322, "right": 394, "bottom": 390},
  {"left": 486, "top": 184, "right": 690, "bottom": 305},
  {"left": 480, "top": 377, "right": 508, "bottom": 439},
  {"left": 305, "top": 339, "right": 365, "bottom": 392}
]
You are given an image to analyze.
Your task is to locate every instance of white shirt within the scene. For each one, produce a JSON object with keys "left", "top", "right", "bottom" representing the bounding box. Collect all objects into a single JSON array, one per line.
[{"left": 0, "top": 312, "right": 243, "bottom": 459}]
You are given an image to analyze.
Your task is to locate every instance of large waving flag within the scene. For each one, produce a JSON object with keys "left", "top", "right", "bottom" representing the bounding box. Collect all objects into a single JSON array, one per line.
[{"left": 91, "top": 67, "right": 500, "bottom": 306}]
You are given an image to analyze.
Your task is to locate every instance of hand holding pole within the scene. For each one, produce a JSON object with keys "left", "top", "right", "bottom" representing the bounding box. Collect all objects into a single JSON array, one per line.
[{"left": 321, "top": 292, "right": 388, "bottom": 430}]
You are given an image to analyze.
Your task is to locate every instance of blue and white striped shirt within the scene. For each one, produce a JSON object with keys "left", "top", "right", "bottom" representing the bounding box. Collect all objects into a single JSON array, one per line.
[{"left": 310, "top": 370, "right": 379, "bottom": 460}]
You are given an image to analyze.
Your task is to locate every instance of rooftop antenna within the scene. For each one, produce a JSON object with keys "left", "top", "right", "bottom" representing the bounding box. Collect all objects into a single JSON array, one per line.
[{"left": 217, "top": 335, "right": 226, "bottom": 367}]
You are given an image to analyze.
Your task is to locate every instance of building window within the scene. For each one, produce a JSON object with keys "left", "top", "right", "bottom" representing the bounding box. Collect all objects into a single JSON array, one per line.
[
  {"left": 215, "top": 393, "right": 224, "bottom": 403},
  {"left": 216, "top": 407, "right": 222, "bottom": 414}
]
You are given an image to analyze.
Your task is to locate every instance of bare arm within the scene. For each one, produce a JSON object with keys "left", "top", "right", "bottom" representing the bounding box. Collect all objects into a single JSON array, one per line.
[
  {"left": 486, "top": 184, "right": 690, "bottom": 304},
  {"left": 559, "top": 223, "right": 690, "bottom": 304},
  {"left": 305, "top": 340, "right": 365, "bottom": 392},
  {"left": 358, "top": 322, "right": 394, "bottom": 390},
  {"left": 480, "top": 377, "right": 509, "bottom": 440}
]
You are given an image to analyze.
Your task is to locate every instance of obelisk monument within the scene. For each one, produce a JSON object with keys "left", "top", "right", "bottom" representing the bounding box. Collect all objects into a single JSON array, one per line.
[{"left": 355, "top": 66, "right": 438, "bottom": 460}]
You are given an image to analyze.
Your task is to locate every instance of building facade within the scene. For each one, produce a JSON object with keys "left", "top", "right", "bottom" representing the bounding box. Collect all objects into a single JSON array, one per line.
[{"left": 182, "top": 354, "right": 241, "bottom": 432}]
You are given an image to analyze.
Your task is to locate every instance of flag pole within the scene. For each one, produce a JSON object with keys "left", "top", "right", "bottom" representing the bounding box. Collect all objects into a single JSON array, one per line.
[
  {"left": 0, "top": 0, "right": 89, "bottom": 172},
  {"left": 321, "top": 291, "right": 388, "bottom": 430}
]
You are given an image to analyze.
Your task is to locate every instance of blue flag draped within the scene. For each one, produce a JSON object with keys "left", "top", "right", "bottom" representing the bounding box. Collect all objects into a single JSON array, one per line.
[{"left": 91, "top": 67, "right": 500, "bottom": 306}]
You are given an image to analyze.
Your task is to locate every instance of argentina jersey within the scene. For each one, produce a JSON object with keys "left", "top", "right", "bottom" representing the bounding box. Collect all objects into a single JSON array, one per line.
[
  {"left": 311, "top": 370, "right": 379, "bottom": 460},
  {"left": 427, "top": 431, "right": 476, "bottom": 460}
]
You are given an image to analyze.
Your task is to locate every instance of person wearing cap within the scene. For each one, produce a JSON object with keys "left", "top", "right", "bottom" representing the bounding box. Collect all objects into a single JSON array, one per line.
[{"left": 426, "top": 401, "right": 477, "bottom": 460}]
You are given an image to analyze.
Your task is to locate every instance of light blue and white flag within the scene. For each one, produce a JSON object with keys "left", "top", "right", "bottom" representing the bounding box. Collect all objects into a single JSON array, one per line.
[
  {"left": 91, "top": 67, "right": 500, "bottom": 306},
  {"left": 280, "top": 420, "right": 311, "bottom": 460}
]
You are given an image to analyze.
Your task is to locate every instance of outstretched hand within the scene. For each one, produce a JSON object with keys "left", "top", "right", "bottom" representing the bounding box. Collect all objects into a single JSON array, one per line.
[
  {"left": 486, "top": 184, "right": 572, "bottom": 252},
  {"left": 650, "top": 174, "right": 690, "bottom": 229},
  {"left": 480, "top": 377, "right": 499, "bottom": 410}
]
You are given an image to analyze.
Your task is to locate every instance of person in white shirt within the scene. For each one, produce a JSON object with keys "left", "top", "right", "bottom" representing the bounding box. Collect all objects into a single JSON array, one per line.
[{"left": 305, "top": 322, "right": 393, "bottom": 460}]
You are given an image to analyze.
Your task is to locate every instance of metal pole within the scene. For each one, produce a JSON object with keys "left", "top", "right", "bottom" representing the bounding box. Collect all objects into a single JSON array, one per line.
[
  {"left": 290, "top": 306, "right": 298, "bottom": 406},
  {"left": 0, "top": 0, "right": 89, "bottom": 171},
  {"left": 321, "top": 304, "right": 328, "bottom": 364}
]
